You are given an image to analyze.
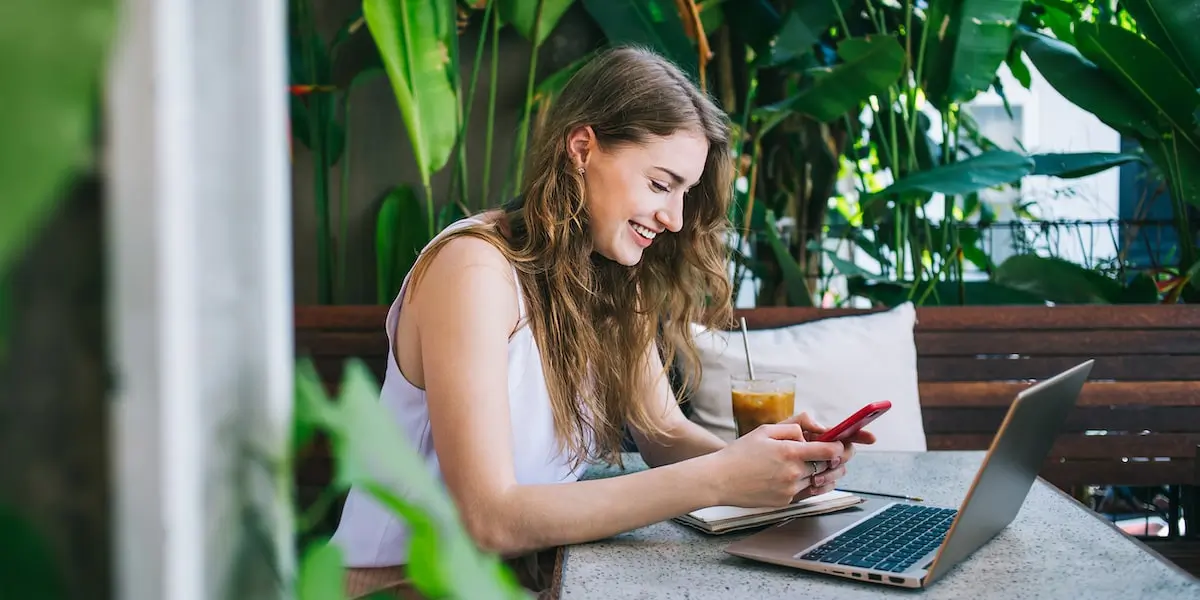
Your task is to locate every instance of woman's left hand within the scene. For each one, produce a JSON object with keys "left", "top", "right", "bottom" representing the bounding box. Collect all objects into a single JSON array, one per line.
[{"left": 780, "top": 412, "right": 877, "bottom": 499}]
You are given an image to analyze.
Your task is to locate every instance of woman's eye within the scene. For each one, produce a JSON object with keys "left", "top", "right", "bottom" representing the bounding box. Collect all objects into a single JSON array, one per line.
[{"left": 650, "top": 180, "right": 670, "bottom": 193}]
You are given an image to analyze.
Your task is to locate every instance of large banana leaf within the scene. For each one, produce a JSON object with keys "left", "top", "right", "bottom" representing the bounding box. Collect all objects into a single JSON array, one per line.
[
  {"left": 1030, "top": 152, "right": 1146, "bottom": 178},
  {"left": 870, "top": 150, "right": 1033, "bottom": 198},
  {"left": 847, "top": 277, "right": 1047, "bottom": 306},
  {"left": 1074, "top": 21, "right": 1200, "bottom": 144},
  {"left": 0, "top": 0, "right": 114, "bottom": 276},
  {"left": 581, "top": 0, "right": 698, "bottom": 79},
  {"left": 993, "top": 254, "right": 1140, "bottom": 304},
  {"left": 1120, "top": 0, "right": 1200, "bottom": 86},
  {"left": 375, "top": 185, "right": 429, "bottom": 304},
  {"left": 363, "top": 0, "right": 460, "bottom": 229},
  {"left": 720, "top": 0, "right": 783, "bottom": 60},
  {"left": 764, "top": 210, "right": 814, "bottom": 307},
  {"left": 759, "top": 0, "right": 855, "bottom": 67},
  {"left": 499, "top": 0, "right": 576, "bottom": 46},
  {"left": 923, "top": 0, "right": 1026, "bottom": 106},
  {"left": 760, "top": 35, "right": 906, "bottom": 123},
  {"left": 1140, "top": 136, "right": 1200, "bottom": 208},
  {"left": 872, "top": 149, "right": 1141, "bottom": 199},
  {"left": 1015, "top": 30, "right": 1159, "bottom": 138}
]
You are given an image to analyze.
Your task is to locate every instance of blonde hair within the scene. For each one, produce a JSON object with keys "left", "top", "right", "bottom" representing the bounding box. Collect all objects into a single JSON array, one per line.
[{"left": 409, "top": 45, "right": 735, "bottom": 468}]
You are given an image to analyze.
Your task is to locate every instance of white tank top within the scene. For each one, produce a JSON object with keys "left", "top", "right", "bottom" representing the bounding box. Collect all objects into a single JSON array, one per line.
[{"left": 330, "top": 216, "right": 590, "bottom": 567}]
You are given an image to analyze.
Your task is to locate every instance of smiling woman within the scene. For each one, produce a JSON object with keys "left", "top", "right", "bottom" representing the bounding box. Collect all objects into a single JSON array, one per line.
[{"left": 329, "top": 45, "right": 873, "bottom": 599}]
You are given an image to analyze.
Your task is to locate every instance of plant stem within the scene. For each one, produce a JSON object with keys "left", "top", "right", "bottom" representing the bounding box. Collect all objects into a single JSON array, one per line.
[
  {"left": 337, "top": 91, "right": 353, "bottom": 304},
  {"left": 448, "top": 0, "right": 496, "bottom": 213},
  {"left": 297, "top": 0, "right": 332, "bottom": 304},
  {"left": 513, "top": 0, "right": 547, "bottom": 189},
  {"left": 482, "top": 4, "right": 500, "bottom": 209}
]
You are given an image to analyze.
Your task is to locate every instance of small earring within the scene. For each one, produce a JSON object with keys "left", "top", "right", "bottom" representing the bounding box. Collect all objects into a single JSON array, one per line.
[{"left": 577, "top": 166, "right": 585, "bottom": 175}]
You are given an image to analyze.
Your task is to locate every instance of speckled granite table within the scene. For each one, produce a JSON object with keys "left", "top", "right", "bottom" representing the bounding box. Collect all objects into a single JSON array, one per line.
[{"left": 558, "top": 451, "right": 1200, "bottom": 599}]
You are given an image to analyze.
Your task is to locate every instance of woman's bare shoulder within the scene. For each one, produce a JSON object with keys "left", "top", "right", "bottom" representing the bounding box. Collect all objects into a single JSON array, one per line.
[{"left": 407, "top": 232, "right": 520, "bottom": 331}]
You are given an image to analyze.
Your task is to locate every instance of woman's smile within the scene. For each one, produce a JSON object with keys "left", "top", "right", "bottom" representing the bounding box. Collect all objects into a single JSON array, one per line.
[{"left": 630, "top": 221, "right": 658, "bottom": 247}]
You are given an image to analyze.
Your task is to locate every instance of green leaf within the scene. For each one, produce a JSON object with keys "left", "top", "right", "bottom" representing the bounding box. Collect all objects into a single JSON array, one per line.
[
  {"left": 760, "top": 0, "right": 855, "bottom": 67},
  {"left": 1140, "top": 132, "right": 1200, "bottom": 208},
  {"left": 0, "top": 504, "right": 66, "bottom": 600},
  {"left": 1015, "top": 30, "right": 1160, "bottom": 138},
  {"left": 759, "top": 35, "right": 906, "bottom": 123},
  {"left": 499, "top": 0, "right": 577, "bottom": 46},
  {"left": 0, "top": 0, "right": 115, "bottom": 276},
  {"left": 1029, "top": 152, "right": 1146, "bottom": 179},
  {"left": 437, "top": 201, "right": 469, "bottom": 231},
  {"left": 1035, "top": 2, "right": 1076, "bottom": 44},
  {"left": 993, "top": 254, "right": 1124, "bottom": 304},
  {"left": 1074, "top": 21, "right": 1200, "bottom": 143},
  {"left": 1120, "top": 0, "right": 1200, "bottom": 86},
  {"left": 1120, "top": 272, "right": 1162, "bottom": 304},
  {"left": 532, "top": 50, "right": 596, "bottom": 106},
  {"left": 923, "top": 0, "right": 1027, "bottom": 105},
  {"left": 720, "top": 0, "right": 782, "bottom": 57},
  {"left": 297, "top": 542, "right": 347, "bottom": 600},
  {"left": 321, "top": 360, "right": 529, "bottom": 599},
  {"left": 871, "top": 150, "right": 1033, "bottom": 198},
  {"left": 581, "top": 0, "right": 699, "bottom": 79},
  {"left": 375, "top": 186, "right": 428, "bottom": 305},
  {"left": 363, "top": 0, "right": 461, "bottom": 187},
  {"left": 764, "top": 210, "right": 813, "bottom": 307},
  {"left": 293, "top": 360, "right": 330, "bottom": 456},
  {"left": 847, "top": 278, "right": 1046, "bottom": 306},
  {"left": 0, "top": 274, "right": 9, "bottom": 361},
  {"left": 1005, "top": 45, "right": 1032, "bottom": 90},
  {"left": 958, "top": 228, "right": 996, "bottom": 272},
  {"left": 809, "top": 242, "right": 885, "bottom": 282}
]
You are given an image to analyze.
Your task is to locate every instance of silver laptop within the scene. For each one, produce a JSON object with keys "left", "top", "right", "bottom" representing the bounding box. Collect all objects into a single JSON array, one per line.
[{"left": 725, "top": 360, "right": 1094, "bottom": 589}]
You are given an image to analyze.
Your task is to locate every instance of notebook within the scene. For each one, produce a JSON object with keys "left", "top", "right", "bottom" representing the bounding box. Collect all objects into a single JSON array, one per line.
[{"left": 674, "top": 490, "right": 865, "bottom": 535}]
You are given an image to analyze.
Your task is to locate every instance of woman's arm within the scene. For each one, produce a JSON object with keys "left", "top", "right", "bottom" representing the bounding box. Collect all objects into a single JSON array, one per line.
[
  {"left": 627, "top": 343, "right": 727, "bottom": 468},
  {"left": 410, "top": 238, "right": 844, "bottom": 557}
]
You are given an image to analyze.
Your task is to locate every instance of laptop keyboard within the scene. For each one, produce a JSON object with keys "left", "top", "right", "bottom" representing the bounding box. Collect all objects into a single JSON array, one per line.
[{"left": 799, "top": 504, "right": 957, "bottom": 573}]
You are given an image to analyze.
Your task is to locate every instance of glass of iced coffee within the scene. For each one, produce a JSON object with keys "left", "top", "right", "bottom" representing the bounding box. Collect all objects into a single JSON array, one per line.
[{"left": 730, "top": 371, "right": 796, "bottom": 437}]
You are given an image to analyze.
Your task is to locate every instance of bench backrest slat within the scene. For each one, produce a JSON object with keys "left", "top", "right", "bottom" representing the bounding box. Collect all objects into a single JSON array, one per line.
[{"left": 295, "top": 304, "right": 1200, "bottom": 490}]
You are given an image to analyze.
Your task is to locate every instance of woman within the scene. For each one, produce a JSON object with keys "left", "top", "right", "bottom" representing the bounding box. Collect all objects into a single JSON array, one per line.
[{"left": 331, "top": 45, "right": 874, "bottom": 598}]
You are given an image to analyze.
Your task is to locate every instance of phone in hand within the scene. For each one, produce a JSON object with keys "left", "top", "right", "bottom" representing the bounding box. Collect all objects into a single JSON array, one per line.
[{"left": 815, "top": 400, "right": 892, "bottom": 442}]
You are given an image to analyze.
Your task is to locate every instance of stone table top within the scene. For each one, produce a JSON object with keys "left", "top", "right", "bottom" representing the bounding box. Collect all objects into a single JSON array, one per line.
[{"left": 558, "top": 451, "right": 1199, "bottom": 599}]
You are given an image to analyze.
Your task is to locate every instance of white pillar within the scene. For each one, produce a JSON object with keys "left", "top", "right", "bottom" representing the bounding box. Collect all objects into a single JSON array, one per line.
[{"left": 106, "top": 0, "right": 293, "bottom": 597}]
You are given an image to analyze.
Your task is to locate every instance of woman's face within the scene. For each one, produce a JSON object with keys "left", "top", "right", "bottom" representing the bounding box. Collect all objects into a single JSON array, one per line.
[{"left": 569, "top": 126, "right": 709, "bottom": 266}]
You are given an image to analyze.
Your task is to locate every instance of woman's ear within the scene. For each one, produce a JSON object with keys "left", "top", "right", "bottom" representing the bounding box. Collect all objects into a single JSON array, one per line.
[{"left": 566, "top": 125, "right": 596, "bottom": 169}]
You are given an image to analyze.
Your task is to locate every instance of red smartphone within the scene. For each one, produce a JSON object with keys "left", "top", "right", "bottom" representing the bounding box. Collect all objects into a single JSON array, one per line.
[{"left": 816, "top": 400, "right": 892, "bottom": 442}]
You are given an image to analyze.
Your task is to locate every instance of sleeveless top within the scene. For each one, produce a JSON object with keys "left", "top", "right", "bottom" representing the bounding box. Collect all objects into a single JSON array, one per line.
[{"left": 330, "top": 216, "right": 591, "bottom": 567}]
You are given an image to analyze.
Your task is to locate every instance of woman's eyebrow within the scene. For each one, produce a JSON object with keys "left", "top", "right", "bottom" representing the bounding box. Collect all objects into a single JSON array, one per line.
[{"left": 654, "top": 166, "right": 696, "bottom": 188}]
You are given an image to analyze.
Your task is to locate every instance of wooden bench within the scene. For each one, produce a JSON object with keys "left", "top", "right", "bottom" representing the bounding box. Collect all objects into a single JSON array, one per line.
[{"left": 293, "top": 303, "right": 1200, "bottom": 578}]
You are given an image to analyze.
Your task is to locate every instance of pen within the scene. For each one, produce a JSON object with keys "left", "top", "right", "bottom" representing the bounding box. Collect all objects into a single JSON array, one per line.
[{"left": 837, "top": 488, "right": 924, "bottom": 502}]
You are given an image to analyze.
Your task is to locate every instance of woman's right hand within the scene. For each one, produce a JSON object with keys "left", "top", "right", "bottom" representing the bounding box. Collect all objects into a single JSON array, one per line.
[{"left": 706, "top": 418, "right": 845, "bottom": 508}]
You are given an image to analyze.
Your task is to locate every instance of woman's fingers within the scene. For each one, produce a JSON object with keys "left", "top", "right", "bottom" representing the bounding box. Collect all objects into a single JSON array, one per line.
[{"left": 847, "top": 429, "right": 877, "bottom": 445}]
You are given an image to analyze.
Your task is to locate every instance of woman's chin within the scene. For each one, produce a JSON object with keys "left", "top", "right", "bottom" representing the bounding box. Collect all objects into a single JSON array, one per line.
[{"left": 594, "top": 243, "right": 645, "bottom": 267}]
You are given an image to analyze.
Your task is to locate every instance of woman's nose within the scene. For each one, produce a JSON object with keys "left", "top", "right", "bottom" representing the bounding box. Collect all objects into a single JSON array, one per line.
[{"left": 655, "top": 195, "right": 684, "bottom": 233}]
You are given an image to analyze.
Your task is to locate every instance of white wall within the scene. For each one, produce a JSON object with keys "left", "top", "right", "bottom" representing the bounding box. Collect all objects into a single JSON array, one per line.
[{"left": 964, "top": 59, "right": 1123, "bottom": 268}]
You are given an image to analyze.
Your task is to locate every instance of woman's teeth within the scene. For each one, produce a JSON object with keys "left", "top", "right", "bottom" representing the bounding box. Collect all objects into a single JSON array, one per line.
[{"left": 631, "top": 222, "right": 657, "bottom": 240}]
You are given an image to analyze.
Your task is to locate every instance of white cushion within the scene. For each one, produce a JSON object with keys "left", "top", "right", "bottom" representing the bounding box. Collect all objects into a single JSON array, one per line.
[{"left": 685, "top": 302, "right": 926, "bottom": 452}]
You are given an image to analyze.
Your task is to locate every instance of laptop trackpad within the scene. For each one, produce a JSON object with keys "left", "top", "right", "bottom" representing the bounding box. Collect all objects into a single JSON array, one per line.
[{"left": 726, "top": 497, "right": 901, "bottom": 564}]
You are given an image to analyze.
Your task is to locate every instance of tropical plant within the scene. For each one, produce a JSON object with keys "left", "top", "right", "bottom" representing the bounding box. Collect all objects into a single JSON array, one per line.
[
  {"left": 1013, "top": 0, "right": 1200, "bottom": 302},
  {"left": 293, "top": 358, "right": 529, "bottom": 598},
  {"left": 289, "top": 0, "right": 385, "bottom": 305},
  {"left": 581, "top": 0, "right": 1151, "bottom": 307}
]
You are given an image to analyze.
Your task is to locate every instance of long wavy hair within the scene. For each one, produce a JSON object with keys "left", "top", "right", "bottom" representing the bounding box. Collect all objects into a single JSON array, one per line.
[{"left": 408, "top": 45, "right": 735, "bottom": 468}]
